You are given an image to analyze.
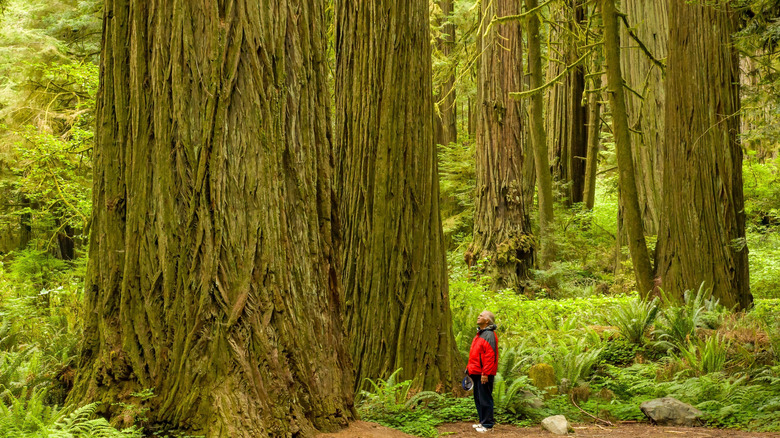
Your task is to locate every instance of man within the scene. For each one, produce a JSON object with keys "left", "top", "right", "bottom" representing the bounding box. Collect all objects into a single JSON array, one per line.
[{"left": 467, "top": 310, "right": 498, "bottom": 433}]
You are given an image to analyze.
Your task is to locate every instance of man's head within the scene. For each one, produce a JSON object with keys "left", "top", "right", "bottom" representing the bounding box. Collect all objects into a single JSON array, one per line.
[{"left": 477, "top": 310, "right": 495, "bottom": 328}]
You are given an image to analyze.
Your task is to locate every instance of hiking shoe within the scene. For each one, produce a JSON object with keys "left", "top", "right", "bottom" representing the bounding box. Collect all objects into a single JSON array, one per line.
[
  {"left": 472, "top": 424, "right": 482, "bottom": 429},
  {"left": 475, "top": 426, "right": 491, "bottom": 433}
]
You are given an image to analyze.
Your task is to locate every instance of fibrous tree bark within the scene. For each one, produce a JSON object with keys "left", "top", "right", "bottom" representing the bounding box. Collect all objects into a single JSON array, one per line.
[
  {"left": 465, "top": 0, "right": 536, "bottom": 290},
  {"left": 545, "top": 0, "right": 588, "bottom": 205},
  {"left": 656, "top": 0, "right": 752, "bottom": 310},
  {"left": 620, "top": 0, "right": 668, "bottom": 235},
  {"left": 70, "top": 1, "right": 355, "bottom": 436},
  {"left": 526, "top": 0, "right": 556, "bottom": 267},
  {"left": 335, "top": 0, "right": 458, "bottom": 391},
  {"left": 434, "top": 0, "right": 458, "bottom": 148},
  {"left": 602, "top": 0, "right": 654, "bottom": 297}
]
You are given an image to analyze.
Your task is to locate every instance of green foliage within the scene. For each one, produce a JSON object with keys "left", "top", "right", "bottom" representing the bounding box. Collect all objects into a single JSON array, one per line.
[
  {"left": 358, "top": 369, "right": 474, "bottom": 437},
  {"left": 605, "top": 296, "right": 659, "bottom": 345},
  {"left": 672, "top": 334, "right": 729, "bottom": 377},
  {"left": 0, "top": 389, "right": 141, "bottom": 437},
  {"left": 542, "top": 336, "right": 602, "bottom": 386},
  {"left": 0, "top": 0, "right": 100, "bottom": 254},
  {"left": 653, "top": 285, "right": 720, "bottom": 352},
  {"left": 597, "top": 339, "right": 638, "bottom": 366}
]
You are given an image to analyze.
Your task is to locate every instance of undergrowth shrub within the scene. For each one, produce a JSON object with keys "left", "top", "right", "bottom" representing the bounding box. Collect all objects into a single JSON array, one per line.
[
  {"left": 605, "top": 296, "right": 659, "bottom": 345},
  {"left": 0, "top": 388, "right": 141, "bottom": 438}
]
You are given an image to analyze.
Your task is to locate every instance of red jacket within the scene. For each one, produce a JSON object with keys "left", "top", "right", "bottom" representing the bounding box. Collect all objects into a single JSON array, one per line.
[{"left": 467, "top": 325, "right": 498, "bottom": 376}]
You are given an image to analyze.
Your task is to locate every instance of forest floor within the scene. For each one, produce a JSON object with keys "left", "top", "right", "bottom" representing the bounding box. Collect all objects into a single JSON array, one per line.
[{"left": 316, "top": 421, "right": 780, "bottom": 437}]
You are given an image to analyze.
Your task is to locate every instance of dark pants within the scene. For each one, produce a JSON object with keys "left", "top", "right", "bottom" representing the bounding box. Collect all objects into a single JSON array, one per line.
[{"left": 470, "top": 374, "right": 495, "bottom": 428}]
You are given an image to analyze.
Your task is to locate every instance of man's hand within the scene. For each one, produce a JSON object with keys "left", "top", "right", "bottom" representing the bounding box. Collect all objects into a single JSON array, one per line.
[{"left": 481, "top": 375, "right": 488, "bottom": 384}]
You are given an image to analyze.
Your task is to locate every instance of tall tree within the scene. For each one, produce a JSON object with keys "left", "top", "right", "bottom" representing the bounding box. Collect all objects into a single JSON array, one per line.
[
  {"left": 335, "top": 0, "right": 458, "bottom": 390},
  {"left": 70, "top": 1, "right": 355, "bottom": 436},
  {"left": 526, "top": 0, "right": 556, "bottom": 267},
  {"left": 545, "top": 0, "right": 588, "bottom": 205},
  {"left": 583, "top": 23, "right": 603, "bottom": 211},
  {"left": 602, "top": 0, "right": 654, "bottom": 296},
  {"left": 434, "top": 0, "right": 458, "bottom": 148},
  {"left": 465, "top": 0, "right": 536, "bottom": 289},
  {"left": 656, "top": 0, "right": 752, "bottom": 309},
  {"left": 620, "top": 0, "right": 668, "bottom": 234}
]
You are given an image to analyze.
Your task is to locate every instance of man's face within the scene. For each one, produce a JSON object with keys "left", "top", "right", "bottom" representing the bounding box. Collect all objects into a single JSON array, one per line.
[{"left": 477, "top": 312, "right": 489, "bottom": 326}]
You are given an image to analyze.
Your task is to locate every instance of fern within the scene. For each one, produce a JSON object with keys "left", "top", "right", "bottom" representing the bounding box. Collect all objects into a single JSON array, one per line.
[{"left": 605, "top": 296, "right": 659, "bottom": 345}]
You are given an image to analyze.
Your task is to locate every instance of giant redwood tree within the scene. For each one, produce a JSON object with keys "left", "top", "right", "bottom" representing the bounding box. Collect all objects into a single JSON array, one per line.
[
  {"left": 465, "top": 0, "right": 536, "bottom": 290},
  {"left": 656, "top": 0, "right": 752, "bottom": 309},
  {"left": 70, "top": 1, "right": 355, "bottom": 436},
  {"left": 335, "top": 0, "right": 458, "bottom": 390}
]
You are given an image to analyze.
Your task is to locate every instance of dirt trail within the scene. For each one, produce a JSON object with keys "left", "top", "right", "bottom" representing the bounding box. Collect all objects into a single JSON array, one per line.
[{"left": 316, "top": 421, "right": 780, "bottom": 438}]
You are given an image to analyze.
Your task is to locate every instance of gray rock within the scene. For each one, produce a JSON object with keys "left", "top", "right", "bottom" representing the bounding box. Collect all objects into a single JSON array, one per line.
[
  {"left": 558, "top": 378, "right": 571, "bottom": 394},
  {"left": 640, "top": 397, "right": 704, "bottom": 427},
  {"left": 521, "top": 390, "right": 544, "bottom": 409},
  {"left": 541, "top": 415, "right": 570, "bottom": 435}
]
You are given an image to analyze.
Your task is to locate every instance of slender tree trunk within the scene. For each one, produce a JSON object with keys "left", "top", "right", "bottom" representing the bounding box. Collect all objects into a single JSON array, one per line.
[
  {"left": 434, "top": 0, "right": 458, "bottom": 147},
  {"left": 18, "top": 194, "right": 32, "bottom": 249},
  {"left": 465, "top": 0, "right": 535, "bottom": 290},
  {"left": 545, "top": 0, "right": 588, "bottom": 205},
  {"left": 526, "top": 0, "right": 556, "bottom": 267},
  {"left": 70, "top": 2, "right": 355, "bottom": 436},
  {"left": 335, "top": 0, "right": 458, "bottom": 391},
  {"left": 656, "top": 0, "right": 752, "bottom": 310},
  {"left": 602, "top": 0, "right": 654, "bottom": 297},
  {"left": 620, "top": 0, "right": 668, "bottom": 235},
  {"left": 583, "top": 55, "right": 602, "bottom": 211}
]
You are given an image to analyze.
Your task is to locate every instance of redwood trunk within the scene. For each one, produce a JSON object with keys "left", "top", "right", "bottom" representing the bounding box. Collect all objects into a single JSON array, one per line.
[
  {"left": 656, "top": 0, "right": 752, "bottom": 309},
  {"left": 335, "top": 0, "right": 458, "bottom": 391},
  {"left": 620, "top": 0, "right": 668, "bottom": 235},
  {"left": 70, "top": 2, "right": 355, "bottom": 436},
  {"left": 465, "top": 0, "right": 535, "bottom": 290},
  {"left": 434, "top": 0, "right": 458, "bottom": 147}
]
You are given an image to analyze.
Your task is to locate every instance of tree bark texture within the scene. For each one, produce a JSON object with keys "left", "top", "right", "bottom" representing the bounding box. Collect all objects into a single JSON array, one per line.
[
  {"left": 656, "top": 0, "right": 752, "bottom": 310},
  {"left": 335, "top": 0, "right": 458, "bottom": 391},
  {"left": 526, "top": 0, "right": 556, "bottom": 267},
  {"left": 465, "top": 0, "right": 535, "bottom": 290},
  {"left": 619, "top": 0, "right": 668, "bottom": 235},
  {"left": 602, "top": 0, "right": 654, "bottom": 297},
  {"left": 70, "top": 1, "right": 355, "bottom": 436},
  {"left": 544, "top": 0, "right": 588, "bottom": 205},
  {"left": 434, "top": 0, "right": 458, "bottom": 147}
]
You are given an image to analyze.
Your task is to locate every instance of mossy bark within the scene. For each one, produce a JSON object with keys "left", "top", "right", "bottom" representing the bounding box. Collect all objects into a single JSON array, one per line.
[
  {"left": 70, "top": 1, "right": 355, "bottom": 436},
  {"left": 583, "top": 53, "right": 602, "bottom": 211},
  {"left": 602, "top": 0, "right": 654, "bottom": 297},
  {"left": 656, "top": 0, "right": 752, "bottom": 310},
  {"left": 526, "top": 0, "right": 556, "bottom": 268},
  {"left": 466, "top": 0, "right": 535, "bottom": 290},
  {"left": 335, "top": 0, "right": 459, "bottom": 391}
]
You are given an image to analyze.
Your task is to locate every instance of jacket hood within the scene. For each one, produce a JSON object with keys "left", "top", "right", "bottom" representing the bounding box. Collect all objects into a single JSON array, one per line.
[{"left": 478, "top": 324, "right": 497, "bottom": 333}]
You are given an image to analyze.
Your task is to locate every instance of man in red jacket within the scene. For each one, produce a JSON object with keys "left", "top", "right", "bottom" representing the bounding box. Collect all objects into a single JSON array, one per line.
[{"left": 467, "top": 310, "right": 498, "bottom": 432}]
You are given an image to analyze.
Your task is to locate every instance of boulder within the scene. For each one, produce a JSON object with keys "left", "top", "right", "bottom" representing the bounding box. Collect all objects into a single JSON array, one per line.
[
  {"left": 640, "top": 397, "right": 703, "bottom": 426},
  {"left": 541, "top": 415, "right": 570, "bottom": 435},
  {"left": 521, "top": 390, "right": 544, "bottom": 409}
]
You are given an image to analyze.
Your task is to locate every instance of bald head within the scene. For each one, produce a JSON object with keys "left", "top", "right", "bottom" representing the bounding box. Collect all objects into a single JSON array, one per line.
[{"left": 477, "top": 310, "right": 495, "bottom": 328}]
